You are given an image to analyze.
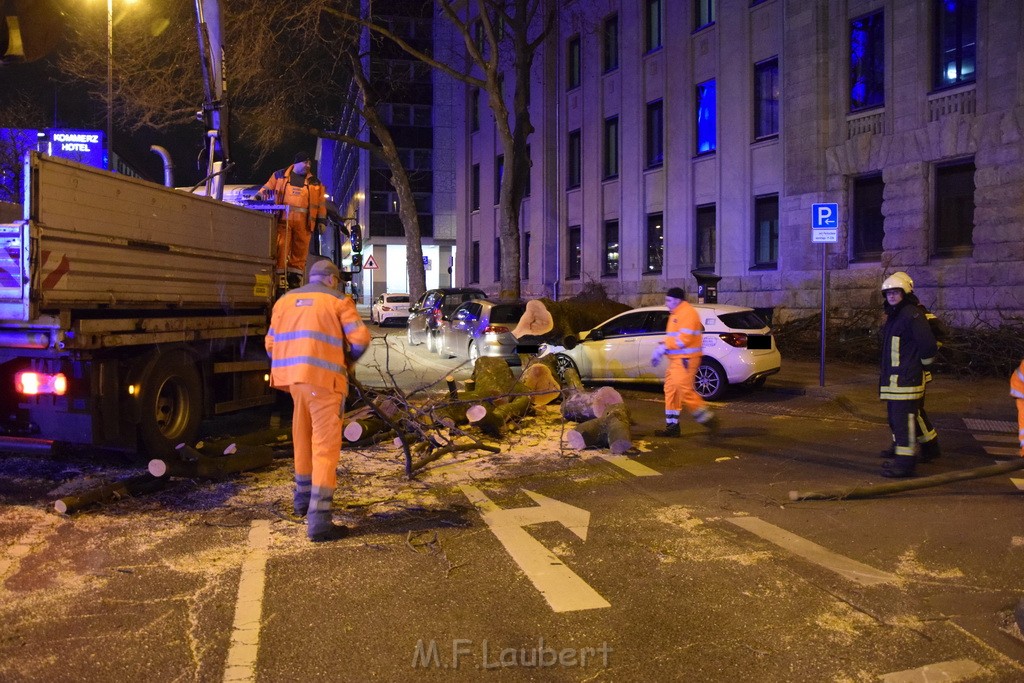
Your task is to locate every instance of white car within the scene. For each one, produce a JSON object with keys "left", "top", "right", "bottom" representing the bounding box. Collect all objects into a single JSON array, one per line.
[
  {"left": 542, "top": 304, "right": 781, "bottom": 400},
  {"left": 370, "top": 293, "right": 411, "bottom": 326}
]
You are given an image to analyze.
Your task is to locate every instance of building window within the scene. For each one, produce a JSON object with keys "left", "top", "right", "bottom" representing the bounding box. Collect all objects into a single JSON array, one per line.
[
  {"left": 646, "top": 100, "right": 663, "bottom": 168},
  {"left": 470, "top": 88, "right": 480, "bottom": 132},
  {"left": 696, "top": 80, "right": 717, "bottom": 154},
  {"left": 645, "top": 212, "right": 663, "bottom": 274},
  {"left": 645, "top": 0, "right": 662, "bottom": 52},
  {"left": 603, "top": 14, "right": 619, "bottom": 72},
  {"left": 934, "top": 160, "right": 975, "bottom": 256},
  {"left": 851, "top": 173, "right": 884, "bottom": 261},
  {"left": 567, "top": 225, "right": 582, "bottom": 280},
  {"left": 753, "top": 195, "right": 779, "bottom": 268},
  {"left": 696, "top": 204, "right": 716, "bottom": 270},
  {"left": 567, "top": 35, "right": 581, "bottom": 89},
  {"left": 494, "top": 237, "right": 502, "bottom": 282},
  {"left": 754, "top": 57, "right": 779, "bottom": 139},
  {"left": 567, "top": 129, "right": 582, "bottom": 188},
  {"left": 933, "top": 0, "right": 976, "bottom": 89},
  {"left": 603, "top": 220, "right": 620, "bottom": 276},
  {"left": 494, "top": 154, "right": 504, "bottom": 204},
  {"left": 603, "top": 116, "right": 619, "bottom": 179},
  {"left": 695, "top": 0, "right": 715, "bottom": 31},
  {"left": 850, "top": 10, "right": 884, "bottom": 111},
  {"left": 522, "top": 231, "right": 530, "bottom": 280},
  {"left": 471, "top": 163, "right": 480, "bottom": 211},
  {"left": 470, "top": 240, "right": 480, "bottom": 283}
]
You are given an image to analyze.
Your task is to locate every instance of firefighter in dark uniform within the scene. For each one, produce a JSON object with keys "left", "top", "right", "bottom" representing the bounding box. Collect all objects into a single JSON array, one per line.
[{"left": 878, "top": 272, "right": 938, "bottom": 478}]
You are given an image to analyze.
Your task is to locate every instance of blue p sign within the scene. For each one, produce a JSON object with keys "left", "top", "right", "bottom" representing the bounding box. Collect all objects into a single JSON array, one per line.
[{"left": 812, "top": 203, "right": 839, "bottom": 228}]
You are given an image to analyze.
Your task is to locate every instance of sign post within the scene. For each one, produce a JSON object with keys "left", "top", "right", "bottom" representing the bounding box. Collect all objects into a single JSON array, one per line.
[{"left": 811, "top": 203, "right": 839, "bottom": 387}]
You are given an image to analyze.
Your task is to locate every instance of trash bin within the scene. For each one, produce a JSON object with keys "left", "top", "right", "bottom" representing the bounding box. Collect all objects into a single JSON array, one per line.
[{"left": 691, "top": 270, "right": 722, "bottom": 304}]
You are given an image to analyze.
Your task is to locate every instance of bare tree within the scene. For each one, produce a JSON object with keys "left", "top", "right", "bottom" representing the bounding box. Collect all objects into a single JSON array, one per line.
[
  {"left": 331, "top": 0, "right": 556, "bottom": 299},
  {"left": 0, "top": 93, "right": 47, "bottom": 203}
]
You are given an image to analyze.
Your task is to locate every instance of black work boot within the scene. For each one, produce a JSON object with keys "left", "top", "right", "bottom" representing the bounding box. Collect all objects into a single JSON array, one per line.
[
  {"left": 286, "top": 272, "right": 303, "bottom": 290},
  {"left": 703, "top": 415, "right": 721, "bottom": 436},
  {"left": 879, "top": 444, "right": 896, "bottom": 458},
  {"left": 309, "top": 523, "right": 350, "bottom": 543},
  {"left": 881, "top": 456, "right": 917, "bottom": 478},
  {"left": 654, "top": 424, "right": 681, "bottom": 438},
  {"left": 919, "top": 439, "right": 941, "bottom": 463}
]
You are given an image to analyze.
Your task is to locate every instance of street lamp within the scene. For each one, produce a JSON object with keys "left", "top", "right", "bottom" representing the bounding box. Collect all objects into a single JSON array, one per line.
[{"left": 102, "top": 0, "right": 137, "bottom": 171}]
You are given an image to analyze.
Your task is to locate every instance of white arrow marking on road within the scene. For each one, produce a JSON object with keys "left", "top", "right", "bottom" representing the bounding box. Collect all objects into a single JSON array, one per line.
[
  {"left": 593, "top": 454, "right": 662, "bottom": 477},
  {"left": 727, "top": 516, "right": 898, "bottom": 586},
  {"left": 460, "top": 485, "right": 610, "bottom": 612}
]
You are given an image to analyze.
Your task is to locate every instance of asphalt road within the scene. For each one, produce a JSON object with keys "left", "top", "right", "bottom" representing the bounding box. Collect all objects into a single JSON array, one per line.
[{"left": 1, "top": 325, "right": 1023, "bottom": 681}]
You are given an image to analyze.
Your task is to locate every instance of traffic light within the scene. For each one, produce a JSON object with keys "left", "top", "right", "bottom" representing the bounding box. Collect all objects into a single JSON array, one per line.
[{"left": 349, "top": 224, "right": 362, "bottom": 254}]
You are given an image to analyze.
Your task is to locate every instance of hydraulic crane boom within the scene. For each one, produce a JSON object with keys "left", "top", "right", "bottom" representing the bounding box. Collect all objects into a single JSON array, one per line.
[{"left": 194, "top": 0, "right": 230, "bottom": 199}]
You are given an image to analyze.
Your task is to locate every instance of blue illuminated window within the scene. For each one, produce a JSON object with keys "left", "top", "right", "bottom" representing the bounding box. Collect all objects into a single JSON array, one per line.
[
  {"left": 850, "top": 11, "right": 884, "bottom": 111},
  {"left": 933, "top": 0, "right": 976, "bottom": 89},
  {"left": 695, "top": 80, "right": 716, "bottom": 155}
]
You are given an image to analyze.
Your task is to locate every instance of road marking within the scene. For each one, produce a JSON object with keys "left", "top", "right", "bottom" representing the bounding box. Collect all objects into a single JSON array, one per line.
[
  {"left": 880, "top": 658, "right": 984, "bottom": 682},
  {"left": 223, "top": 520, "right": 272, "bottom": 683},
  {"left": 983, "top": 446, "right": 1020, "bottom": 457},
  {"left": 726, "top": 516, "right": 898, "bottom": 586},
  {"left": 975, "top": 434, "right": 1017, "bottom": 444},
  {"left": 1010, "top": 478, "right": 1024, "bottom": 491},
  {"left": 460, "top": 485, "right": 610, "bottom": 613},
  {"left": 0, "top": 516, "right": 56, "bottom": 584},
  {"left": 593, "top": 454, "right": 661, "bottom": 477}
]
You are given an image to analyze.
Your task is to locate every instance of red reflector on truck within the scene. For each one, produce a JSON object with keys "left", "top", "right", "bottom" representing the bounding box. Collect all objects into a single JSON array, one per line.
[{"left": 15, "top": 372, "right": 68, "bottom": 396}]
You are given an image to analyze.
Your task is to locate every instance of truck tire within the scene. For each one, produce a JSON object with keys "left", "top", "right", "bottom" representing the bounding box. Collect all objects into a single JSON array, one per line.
[{"left": 137, "top": 352, "right": 202, "bottom": 458}]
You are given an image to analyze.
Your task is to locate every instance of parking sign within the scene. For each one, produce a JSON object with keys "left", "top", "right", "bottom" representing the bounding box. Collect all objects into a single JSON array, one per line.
[{"left": 811, "top": 203, "right": 839, "bottom": 243}]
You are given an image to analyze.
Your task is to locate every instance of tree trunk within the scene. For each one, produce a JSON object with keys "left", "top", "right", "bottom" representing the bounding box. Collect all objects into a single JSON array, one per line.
[
  {"left": 566, "top": 404, "right": 632, "bottom": 454},
  {"left": 562, "top": 386, "right": 623, "bottom": 422},
  {"left": 54, "top": 474, "right": 167, "bottom": 515},
  {"left": 148, "top": 443, "right": 274, "bottom": 480}
]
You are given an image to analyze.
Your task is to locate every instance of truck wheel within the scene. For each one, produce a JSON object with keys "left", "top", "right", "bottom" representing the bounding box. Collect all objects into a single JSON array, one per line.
[{"left": 137, "top": 352, "right": 202, "bottom": 458}]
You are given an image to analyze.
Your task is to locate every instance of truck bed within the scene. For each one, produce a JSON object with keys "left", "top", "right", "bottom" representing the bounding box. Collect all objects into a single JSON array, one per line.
[{"left": 0, "top": 154, "right": 275, "bottom": 324}]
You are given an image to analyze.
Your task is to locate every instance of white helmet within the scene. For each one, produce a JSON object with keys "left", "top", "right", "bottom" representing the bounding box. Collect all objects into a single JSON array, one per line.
[{"left": 881, "top": 271, "right": 913, "bottom": 294}]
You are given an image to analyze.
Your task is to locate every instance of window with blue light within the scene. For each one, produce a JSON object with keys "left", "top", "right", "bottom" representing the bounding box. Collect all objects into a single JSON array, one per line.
[
  {"left": 850, "top": 10, "right": 884, "bottom": 111},
  {"left": 934, "top": 0, "right": 976, "bottom": 89},
  {"left": 695, "top": 80, "right": 716, "bottom": 155}
]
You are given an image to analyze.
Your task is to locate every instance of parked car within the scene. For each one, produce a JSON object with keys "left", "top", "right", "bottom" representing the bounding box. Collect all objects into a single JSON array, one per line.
[
  {"left": 438, "top": 299, "right": 528, "bottom": 364},
  {"left": 370, "top": 293, "right": 411, "bottom": 326},
  {"left": 407, "top": 287, "right": 488, "bottom": 351},
  {"left": 541, "top": 304, "right": 781, "bottom": 400}
]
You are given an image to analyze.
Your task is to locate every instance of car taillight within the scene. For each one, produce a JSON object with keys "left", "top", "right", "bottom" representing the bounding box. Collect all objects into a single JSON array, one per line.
[
  {"left": 432, "top": 309, "right": 442, "bottom": 322},
  {"left": 718, "top": 333, "right": 748, "bottom": 348},
  {"left": 483, "top": 325, "right": 510, "bottom": 335},
  {"left": 15, "top": 371, "right": 68, "bottom": 396}
]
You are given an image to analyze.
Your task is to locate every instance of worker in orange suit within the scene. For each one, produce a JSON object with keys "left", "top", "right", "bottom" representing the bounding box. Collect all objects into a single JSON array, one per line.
[
  {"left": 265, "top": 259, "right": 371, "bottom": 542},
  {"left": 1011, "top": 359, "right": 1024, "bottom": 457},
  {"left": 650, "top": 286, "right": 719, "bottom": 437},
  {"left": 256, "top": 151, "right": 328, "bottom": 290}
]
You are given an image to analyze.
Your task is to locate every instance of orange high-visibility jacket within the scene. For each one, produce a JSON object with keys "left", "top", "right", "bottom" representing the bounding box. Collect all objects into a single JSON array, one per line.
[
  {"left": 1012, "top": 360, "right": 1024, "bottom": 400},
  {"left": 265, "top": 283, "right": 370, "bottom": 395},
  {"left": 663, "top": 301, "right": 703, "bottom": 358},
  {"left": 259, "top": 164, "right": 327, "bottom": 231}
]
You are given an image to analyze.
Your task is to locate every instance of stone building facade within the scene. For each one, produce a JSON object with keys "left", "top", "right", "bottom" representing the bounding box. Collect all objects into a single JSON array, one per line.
[{"left": 451, "top": 0, "right": 1024, "bottom": 327}]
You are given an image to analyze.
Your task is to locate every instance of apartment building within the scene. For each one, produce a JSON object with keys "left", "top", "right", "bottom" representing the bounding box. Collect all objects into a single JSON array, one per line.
[{"left": 453, "top": 0, "right": 1023, "bottom": 326}]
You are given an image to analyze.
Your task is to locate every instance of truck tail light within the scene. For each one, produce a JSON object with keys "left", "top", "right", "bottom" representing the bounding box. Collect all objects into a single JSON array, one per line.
[
  {"left": 718, "top": 333, "right": 748, "bottom": 348},
  {"left": 15, "top": 371, "right": 68, "bottom": 396}
]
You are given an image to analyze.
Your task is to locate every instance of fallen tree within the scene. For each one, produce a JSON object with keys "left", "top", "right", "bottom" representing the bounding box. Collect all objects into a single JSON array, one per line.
[
  {"left": 54, "top": 474, "right": 167, "bottom": 515},
  {"left": 566, "top": 403, "right": 632, "bottom": 454}
]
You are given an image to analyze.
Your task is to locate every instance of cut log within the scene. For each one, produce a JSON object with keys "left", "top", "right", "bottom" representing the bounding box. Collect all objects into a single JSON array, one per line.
[
  {"left": 148, "top": 443, "right": 274, "bottom": 479},
  {"left": 511, "top": 295, "right": 631, "bottom": 348},
  {"left": 562, "top": 385, "right": 623, "bottom": 422},
  {"left": 54, "top": 474, "right": 167, "bottom": 515},
  {"left": 511, "top": 299, "right": 555, "bottom": 338},
  {"left": 566, "top": 404, "right": 632, "bottom": 454},
  {"left": 471, "top": 357, "right": 516, "bottom": 397},
  {"left": 519, "top": 363, "right": 561, "bottom": 406},
  {"left": 344, "top": 418, "right": 391, "bottom": 443},
  {"left": 446, "top": 375, "right": 459, "bottom": 400},
  {"left": 468, "top": 394, "right": 533, "bottom": 438},
  {"left": 789, "top": 458, "right": 1024, "bottom": 501}
]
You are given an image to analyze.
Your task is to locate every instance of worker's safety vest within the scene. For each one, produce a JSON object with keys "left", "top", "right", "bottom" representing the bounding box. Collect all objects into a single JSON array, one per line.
[
  {"left": 260, "top": 164, "right": 327, "bottom": 231},
  {"left": 664, "top": 301, "right": 703, "bottom": 357}
]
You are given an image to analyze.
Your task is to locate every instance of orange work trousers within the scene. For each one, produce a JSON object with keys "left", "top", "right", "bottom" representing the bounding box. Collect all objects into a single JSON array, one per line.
[
  {"left": 665, "top": 354, "right": 705, "bottom": 414},
  {"left": 288, "top": 383, "right": 343, "bottom": 490},
  {"left": 276, "top": 212, "right": 313, "bottom": 273}
]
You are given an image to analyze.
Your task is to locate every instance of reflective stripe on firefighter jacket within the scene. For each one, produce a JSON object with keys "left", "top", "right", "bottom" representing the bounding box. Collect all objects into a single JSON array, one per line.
[
  {"left": 265, "top": 283, "right": 370, "bottom": 395},
  {"left": 878, "top": 300, "right": 937, "bottom": 401},
  {"left": 664, "top": 300, "right": 703, "bottom": 357}
]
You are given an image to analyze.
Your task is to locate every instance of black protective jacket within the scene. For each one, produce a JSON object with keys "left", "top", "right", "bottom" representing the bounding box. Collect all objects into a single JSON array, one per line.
[{"left": 879, "top": 298, "right": 938, "bottom": 401}]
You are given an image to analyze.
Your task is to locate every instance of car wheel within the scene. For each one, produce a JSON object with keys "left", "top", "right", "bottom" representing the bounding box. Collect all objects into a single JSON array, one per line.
[
  {"left": 468, "top": 340, "right": 480, "bottom": 364},
  {"left": 406, "top": 326, "right": 418, "bottom": 346},
  {"left": 694, "top": 358, "right": 727, "bottom": 401},
  {"left": 426, "top": 330, "right": 438, "bottom": 353},
  {"left": 554, "top": 353, "right": 579, "bottom": 382}
]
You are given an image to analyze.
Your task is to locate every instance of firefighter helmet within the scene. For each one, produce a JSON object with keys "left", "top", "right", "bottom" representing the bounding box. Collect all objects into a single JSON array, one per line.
[{"left": 881, "top": 271, "right": 914, "bottom": 294}]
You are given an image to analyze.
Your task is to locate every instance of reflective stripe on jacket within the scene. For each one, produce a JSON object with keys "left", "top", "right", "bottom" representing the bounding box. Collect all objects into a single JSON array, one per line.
[
  {"left": 1011, "top": 360, "right": 1024, "bottom": 400},
  {"left": 259, "top": 164, "right": 327, "bottom": 231},
  {"left": 265, "top": 283, "right": 370, "bottom": 394},
  {"left": 878, "top": 300, "right": 937, "bottom": 401},
  {"left": 664, "top": 301, "right": 703, "bottom": 357}
]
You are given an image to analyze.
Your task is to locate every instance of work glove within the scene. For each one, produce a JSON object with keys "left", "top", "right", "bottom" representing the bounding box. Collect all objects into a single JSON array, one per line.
[{"left": 651, "top": 343, "right": 666, "bottom": 368}]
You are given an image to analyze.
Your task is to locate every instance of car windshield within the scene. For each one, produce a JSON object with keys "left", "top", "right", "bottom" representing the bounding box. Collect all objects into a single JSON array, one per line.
[
  {"left": 717, "top": 311, "right": 768, "bottom": 330},
  {"left": 489, "top": 304, "right": 526, "bottom": 324}
]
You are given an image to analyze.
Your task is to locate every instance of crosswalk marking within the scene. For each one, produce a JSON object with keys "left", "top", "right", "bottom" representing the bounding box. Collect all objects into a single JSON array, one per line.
[
  {"left": 592, "top": 454, "right": 661, "bottom": 477},
  {"left": 727, "top": 516, "right": 898, "bottom": 586}
]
